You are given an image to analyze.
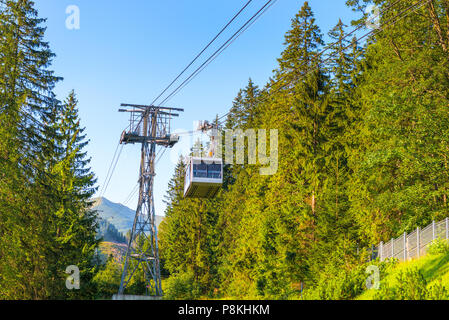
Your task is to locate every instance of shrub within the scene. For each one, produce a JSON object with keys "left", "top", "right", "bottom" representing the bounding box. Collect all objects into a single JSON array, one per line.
[
  {"left": 426, "top": 280, "right": 449, "bottom": 300},
  {"left": 92, "top": 257, "right": 122, "bottom": 299},
  {"left": 302, "top": 265, "right": 370, "bottom": 300},
  {"left": 396, "top": 268, "right": 427, "bottom": 299},
  {"left": 373, "top": 283, "right": 398, "bottom": 300},
  {"left": 374, "top": 267, "right": 427, "bottom": 300},
  {"left": 164, "top": 271, "right": 201, "bottom": 300},
  {"left": 427, "top": 239, "right": 449, "bottom": 256}
]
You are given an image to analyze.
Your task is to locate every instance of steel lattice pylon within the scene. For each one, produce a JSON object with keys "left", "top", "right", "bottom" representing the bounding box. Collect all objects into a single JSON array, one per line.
[{"left": 117, "top": 103, "right": 183, "bottom": 297}]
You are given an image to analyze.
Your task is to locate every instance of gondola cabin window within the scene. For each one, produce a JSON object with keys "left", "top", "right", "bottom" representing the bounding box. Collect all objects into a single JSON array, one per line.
[{"left": 184, "top": 157, "right": 223, "bottom": 198}]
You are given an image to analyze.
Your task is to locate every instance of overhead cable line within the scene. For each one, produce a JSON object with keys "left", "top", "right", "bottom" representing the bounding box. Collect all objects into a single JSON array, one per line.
[
  {"left": 171, "top": 0, "right": 407, "bottom": 130},
  {"left": 123, "top": 183, "right": 139, "bottom": 206},
  {"left": 158, "top": 0, "right": 278, "bottom": 106},
  {"left": 162, "top": 0, "right": 279, "bottom": 108},
  {"left": 150, "top": 0, "right": 254, "bottom": 106},
  {"left": 122, "top": 147, "right": 167, "bottom": 206},
  {"left": 155, "top": 147, "right": 167, "bottom": 166},
  {"left": 259, "top": 0, "right": 430, "bottom": 103},
  {"left": 119, "top": 0, "right": 278, "bottom": 140},
  {"left": 118, "top": 1, "right": 428, "bottom": 160},
  {"left": 212, "top": 0, "right": 429, "bottom": 126},
  {"left": 99, "top": 141, "right": 121, "bottom": 196},
  {"left": 100, "top": 143, "right": 124, "bottom": 198}
]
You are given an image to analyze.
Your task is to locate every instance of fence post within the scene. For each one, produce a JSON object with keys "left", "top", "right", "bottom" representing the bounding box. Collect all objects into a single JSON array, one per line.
[
  {"left": 446, "top": 217, "right": 449, "bottom": 239},
  {"left": 432, "top": 220, "right": 436, "bottom": 241},
  {"left": 403, "top": 232, "right": 407, "bottom": 261},
  {"left": 417, "top": 227, "right": 420, "bottom": 259},
  {"left": 380, "top": 241, "right": 384, "bottom": 262},
  {"left": 391, "top": 238, "right": 394, "bottom": 258}
]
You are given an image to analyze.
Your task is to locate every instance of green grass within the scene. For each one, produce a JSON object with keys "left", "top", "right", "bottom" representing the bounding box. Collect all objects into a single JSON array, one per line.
[{"left": 357, "top": 251, "right": 449, "bottom": 300}]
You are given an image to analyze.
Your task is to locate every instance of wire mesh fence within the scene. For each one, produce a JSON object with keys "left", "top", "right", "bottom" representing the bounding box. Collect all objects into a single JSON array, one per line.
[{"left": 370, "top": 217, "right": 449, "bottom": 262}]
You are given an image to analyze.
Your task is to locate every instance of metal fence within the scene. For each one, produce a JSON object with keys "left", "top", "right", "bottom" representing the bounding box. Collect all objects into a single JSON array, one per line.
[{"left": 370, "top": 217, "right": 449, "bottom": 262}]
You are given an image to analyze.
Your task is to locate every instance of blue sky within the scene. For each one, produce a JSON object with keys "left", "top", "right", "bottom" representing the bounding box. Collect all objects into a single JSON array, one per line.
[{"left": 33, "top": 0, "right": 361, "bottom": 215}]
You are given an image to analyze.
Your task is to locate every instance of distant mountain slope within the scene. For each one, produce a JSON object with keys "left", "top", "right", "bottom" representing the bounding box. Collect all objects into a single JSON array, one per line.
[
  {"left": 97, "top": 218, "right": 127, "bottom": 244},
  {"left": 98, "top": 241, "right": 128, "bottom": 264},
  {"left": 92, "top": 197, "right": 164, "bottom": 235}
]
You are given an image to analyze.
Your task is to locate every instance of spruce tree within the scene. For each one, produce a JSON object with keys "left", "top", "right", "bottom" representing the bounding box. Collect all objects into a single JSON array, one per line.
[
  {"left": 262, "top": 1, "right": 330, "bottom": 294},
  {"left": 311, "top": 20, "right": 364, "bottom": 280},
  {"left": 347, "top": 0, "right": 449, "bottom": 243},
  {"left": 226, "top": 79, "right": 261, "bottom": 130},
  {"left": 49, "top": 91, "right": 99, "bottom": 299},
  {"left": 159, "top": 158, "right": 220, "bottom": 297},
  {"left": 0, "top": 0, "right": 62, "bottom": 299}
]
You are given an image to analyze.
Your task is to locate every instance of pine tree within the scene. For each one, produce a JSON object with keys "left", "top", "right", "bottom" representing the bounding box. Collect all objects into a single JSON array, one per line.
[
  {"left": 159, "top": 158, "right": 220, "bottom": 297},
  {"left": 92, "top": 255, "right": 122, "bottom": 299},
  {"left": 217, "top": 2, "right": 334, "bottom": 298},
  {"left": 347, "top": 0, "right": 449, "bottom": 244},
  {"left": 310, "top": 20, "right": 364, "bottom": 280},
  {"left": 163, "top": 157, "right": 186, "bottom": 210},
  {"left": 158, "top": 0, "right": 449, "bottom": 299},
  {"left": 226, "top": 79, "right": 261, "bottom": 130},
  {"left": 0, "top": 0, "right": 62, "bottom": 299},
  {"left": 49, "top": 91, "right": 99, "bottom": 299},
  {"left": 261, "top": 1, "right": 330, "bottom": 295}
]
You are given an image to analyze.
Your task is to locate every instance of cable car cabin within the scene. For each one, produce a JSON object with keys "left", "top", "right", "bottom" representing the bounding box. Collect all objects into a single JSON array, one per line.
[{"left": 184, "top": 157, "right": 223, "bottom": 198}]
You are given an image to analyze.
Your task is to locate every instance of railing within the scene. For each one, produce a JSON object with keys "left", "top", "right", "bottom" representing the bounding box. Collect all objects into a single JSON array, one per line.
[{"left": 371, "top": 217, "right": 449, "bottom": 262}]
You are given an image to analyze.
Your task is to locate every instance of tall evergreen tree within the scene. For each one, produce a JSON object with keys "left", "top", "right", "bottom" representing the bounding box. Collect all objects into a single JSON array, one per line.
[
  {"left": 154, "top": 0, "right": 449, "bottom": 299},
  {"left": 48, "top": 91, "right": 99, "bottom": 299},
  {"left": 261, "top": 1, "right": 330, "bottom": 295},
  {"left": 0, "top": 0, "right": 62, "bottom": 299},
  {"left": 310, "top": 20, "right": 364, "bottom": 280},
  {"left": 0, "top": 1, "right": 99, "bottom": 297},
  {"left": 226, "top": 79, "right": 261, "bottom": 130},
  {"left": 159, "top": 158, "right": 220, "bottom": 297},
  {"left": 347, "top": 0, "right": 449, "bottom": 243}
]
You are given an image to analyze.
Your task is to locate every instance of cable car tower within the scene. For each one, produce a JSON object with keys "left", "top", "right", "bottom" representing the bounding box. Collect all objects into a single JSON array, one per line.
[{"left": 117, "top": 103, "right": 183, "bottom": 297}]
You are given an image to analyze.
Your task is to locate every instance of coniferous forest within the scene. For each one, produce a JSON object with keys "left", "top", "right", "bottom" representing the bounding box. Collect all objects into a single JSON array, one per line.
[
  {"left": 2, "top": 0, "right": 449, "bottom": 300},
  {"left": 0, "top": 0, "right": 99, "bottom": 299}
]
